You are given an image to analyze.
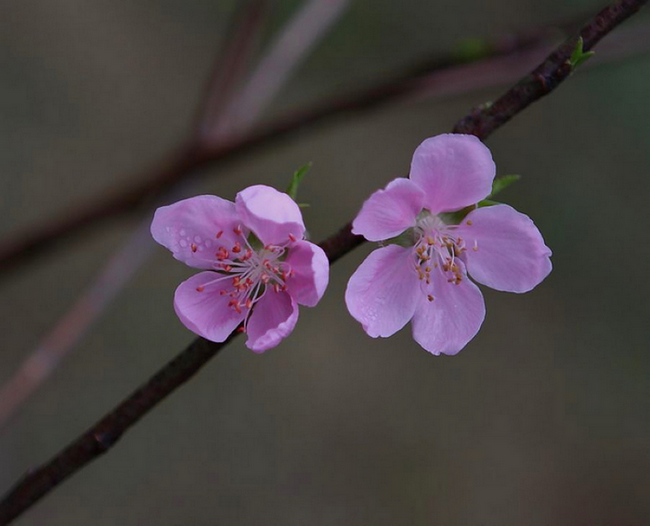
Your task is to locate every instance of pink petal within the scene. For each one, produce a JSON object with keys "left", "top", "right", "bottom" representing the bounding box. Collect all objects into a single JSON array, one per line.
[
  {"left": 235, "top": 185, "right": 305, "bottom": 246},
  {"left": 151, "top": 195, "right": 242, "bottom": 269},
  {"left": 246, "top": 290, "right": 299, "bottom": 353},
  {"left": 173, "top": 272, "right": 245, "bottom": 342},
  {"left": 352, "top": 178, "right": 424, "bottom": 241},
  {"left": 284, "top": 240, "right": 329, "bottom": 307},
  {"left": 457, "top": 204, "right": 552, "bottom": 293},
  {"left": 409, "top": 134, "right": 495, "bottom": 214},
  {"left": 345, "top": 245, "right": 421, "bottom": 338},
  {"left": 411, "top": 263, "right": 485, "bottom": 356}
]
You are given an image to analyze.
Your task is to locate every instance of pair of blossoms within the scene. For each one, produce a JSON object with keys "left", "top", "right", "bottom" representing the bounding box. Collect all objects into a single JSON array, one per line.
[{"left": 151, "top": 134, "right": 552, "bottom": 355}]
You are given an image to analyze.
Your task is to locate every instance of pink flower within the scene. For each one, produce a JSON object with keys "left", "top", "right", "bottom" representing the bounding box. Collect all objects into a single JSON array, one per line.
[
  {"left": 151, "top": 185, "right": 329, "bottom": 353},
  {"left": 345, "top": 134, "right": 552, "bottom": 355}
]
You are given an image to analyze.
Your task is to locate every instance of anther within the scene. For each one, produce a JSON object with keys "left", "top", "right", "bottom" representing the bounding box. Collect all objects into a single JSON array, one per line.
[
  {"left": 466, "top": 220, "right": 473, "bottom": 226},
  {"left": 196, "top": 286, "right": 205, "bottom": 292},
  {"left": 191, "top": 243, "right": 197, "bottom": 253},
  {"left": 216, "top": 230, "right": 224, "bottom": 239},
  {"left": 427, "top": 294, "right": 434, "bottom": 302},
  {"left": 233, "top": 226, "right": 243, "bottom": 235},
  {"left": 288, "top": 233, "right": 297, "bottom": 242}
]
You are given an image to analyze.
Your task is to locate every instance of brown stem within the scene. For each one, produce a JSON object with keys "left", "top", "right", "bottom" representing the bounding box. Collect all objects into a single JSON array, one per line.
[
  {"left": 0, "top": 0, "right": 647, "bottom": 523},
  {"left": 453, "top": 0, "right": 649, "bottom": 138}
]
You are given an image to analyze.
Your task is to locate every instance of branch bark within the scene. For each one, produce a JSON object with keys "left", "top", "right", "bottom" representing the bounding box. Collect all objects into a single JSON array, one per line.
[{"left": 0, "top": 0, "right": 647, "bottom": 523}]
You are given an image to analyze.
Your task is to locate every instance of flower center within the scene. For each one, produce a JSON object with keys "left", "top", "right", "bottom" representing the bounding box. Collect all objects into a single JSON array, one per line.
[
  {"left": 195, "top": 226, "right": 294, "bottom": 326},
  {"left": 413, "top": 211, "right": 471, "bottom": 301}
]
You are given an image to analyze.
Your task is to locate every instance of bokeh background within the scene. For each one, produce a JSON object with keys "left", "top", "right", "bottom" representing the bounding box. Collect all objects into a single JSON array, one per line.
[{"left": 1, "top": 0, "right": 650, "bottom": 524}]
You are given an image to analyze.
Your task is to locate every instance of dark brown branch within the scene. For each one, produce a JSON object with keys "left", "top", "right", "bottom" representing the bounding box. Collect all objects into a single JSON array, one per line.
[
  {"left": 453, "top": 0, "right": 648, "bottom": 138},
  {"left": 0, "top": 1, "right": 647, "bottom": 523},
  {"left": 0, "top": 334, "right": 237, "bottom": 525},
  {"left": 0, "top": 19, "right": 581, "bottom": 278}
]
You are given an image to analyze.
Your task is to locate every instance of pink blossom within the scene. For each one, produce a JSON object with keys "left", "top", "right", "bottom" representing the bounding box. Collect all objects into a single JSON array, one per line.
[
  {"left": 346, "top": 134, "right": 552, "bottom": 355},
  {"left": 151, "top": 185, "right": 329, "bottom": 353}
]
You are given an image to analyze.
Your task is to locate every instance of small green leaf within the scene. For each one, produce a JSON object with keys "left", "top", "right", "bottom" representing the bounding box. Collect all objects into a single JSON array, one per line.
[
  {"left": 489, "top": 174, "right": 520, "bottom": 198},
  {"left": 477, "top": 199, "right": 500, "bottom": 208},
  {"left": 286, "top": 162, "right": 312, "bottom": 201},
  {"left": 453, "top": 38, "right": 492, "bottom": 63},
  {"left": 298, "top": 203, "right": 310, "bottom": 208},
  {"left": 568, "top": 37, "right": 595, "bottom": 68}
]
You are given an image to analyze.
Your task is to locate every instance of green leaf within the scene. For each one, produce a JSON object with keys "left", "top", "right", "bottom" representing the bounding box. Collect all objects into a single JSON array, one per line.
[
  {"left": 453, "top": 38, "right": 492, "bottom": 63},
  {"left": 568, "top": 37, "right": 595, "bottom": 68},
  {"left": 286, "top": 162, "right": 312, "bottom": 201},
  {"left": 489, "top": 174, "right": 520, "bottom": 198},
  {"left": 477, "top": 199, "right": 500, "bottom": 208}
]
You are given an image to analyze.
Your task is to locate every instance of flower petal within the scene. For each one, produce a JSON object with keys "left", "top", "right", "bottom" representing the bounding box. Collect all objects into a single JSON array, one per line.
[
  {"left": 246, "top": 290, "right": 299, "bottom": 353},
  {"left": 457, "top": 204, "right": 552, "bottom": 293},
  {"left": 345, "top": 245, "right": 421, "bottom": 338},
  {"left": 411, "top": 263, "right": 486, "bottom": 356},
  {"left": 151, "top": 195, "right": 242, "bottom": 269},
  {"left": 284, "top": 240, "right": 329, "bottom": 307},
  {"left": 235, "top": 185, "right": 305, "bottom": 245},
  {"left": 173, "top": 272, "right": 245, "bottom": 342},
  {"left": 409, "top": 134, "right": 495, "bottom": 214},
  {"left": 352, "top": 178, "right": 424, "bottom": 241}
]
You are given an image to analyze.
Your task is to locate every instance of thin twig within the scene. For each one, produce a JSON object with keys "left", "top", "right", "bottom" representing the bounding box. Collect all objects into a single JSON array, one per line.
[
  {"left": 453, "top": 0, "right": 649, "bottom": 137},
  {"left": 0, "top": 16, "right": 587, "bottom": 278},
  {"left": 0, "top": 1, "right": 647, "bottom": 523}
]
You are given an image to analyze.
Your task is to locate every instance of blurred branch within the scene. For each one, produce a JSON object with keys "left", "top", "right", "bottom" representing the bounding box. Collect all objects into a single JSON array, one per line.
[
  {"left": 0, "top": 0, "right": 648, "bottom": 523},
  {"left": 0, "top": 14, "right": 598, "bottom": 278},
  {"left": 0, "top": 0, "right": 351, "bottom": 429},
  {"left": 0, "top": 0, "right": 269, "bottom": 433},
  {"left": 195, "top": 0, "right": 268, "bottom": 142}
]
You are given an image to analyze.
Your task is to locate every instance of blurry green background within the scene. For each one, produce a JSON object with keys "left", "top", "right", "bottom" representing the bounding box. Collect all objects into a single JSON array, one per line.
[{"left": 1, "top": 0, "right": 650, "bottom": 524}]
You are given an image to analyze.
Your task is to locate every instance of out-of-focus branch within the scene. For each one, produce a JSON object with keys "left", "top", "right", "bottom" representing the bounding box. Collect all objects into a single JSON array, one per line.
[
  {"left": 0, "top": 16, "right": 591, "bottom": 278},
  {"left": 0, "top": 0, "right": 351, "bottom": 429},
  {"left": 0, "top": 1, "right": 648, "bottom": 523},
  {"left": 0, "top": 0, "right": 269, "bottom": 432},
  {"left": 195, "top": 0, "right": 268, "bottom": 142},
  {"left": 213, "top": 0, "right": 351, "bottom": 139}
]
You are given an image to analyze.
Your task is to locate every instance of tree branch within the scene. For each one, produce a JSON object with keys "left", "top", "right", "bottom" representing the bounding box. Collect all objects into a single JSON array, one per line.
[
  {"left": 453, "top": 0, "right": 648, "bottom": 137},
  {"left": 0, "top": 0, "right": 647, "bottom": 523}
]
